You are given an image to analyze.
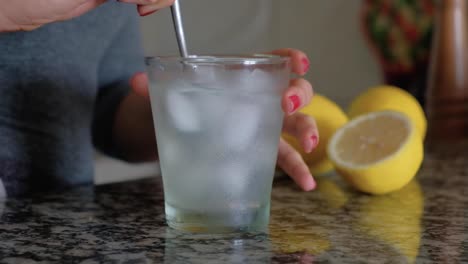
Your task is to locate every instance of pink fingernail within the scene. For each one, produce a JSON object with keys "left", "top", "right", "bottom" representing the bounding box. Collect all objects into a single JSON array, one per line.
[
  {"left": 288, "top": 95, "right": 301, "bottom": 114},
  {"left": 311, "top": 135, "right": 319, "bottom": 149},
  {"left": 302, "top": 57, "right": 310, "bottom": 73}
]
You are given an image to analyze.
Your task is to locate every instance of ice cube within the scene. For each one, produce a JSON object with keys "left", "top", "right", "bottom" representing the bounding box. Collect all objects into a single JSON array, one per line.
[
  {"left": 219, "top": 161, "right": 250, "bottom": 198},
  {"left": 191, "top": 65, "right": 219, "bottom": 87},
  {"left": 222, "top": 102, "right": 262, "bottom": 151},
  {"left": 158, "top": 132, "right": 183, "bottom": 165},
  {"left": 177, "top": 160, "right": 250, "bottom": 212},
  {"left": 231, "top": 69, "right": 277, "bottom": 93},
  {"left": 166, "top": 83, "right": 201, "bottom": 132},
  {"left": 250, "top": 69, "right": 276, "bottom": 90},
  {"left": 191, "top": 87, "right": 226, "bottom": 126}
]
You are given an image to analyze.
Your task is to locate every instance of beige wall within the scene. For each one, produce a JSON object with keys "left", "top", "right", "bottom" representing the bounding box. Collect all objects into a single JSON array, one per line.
[
  {"left": 139, "top": 0, "right": 276, "bottom": 55},
  {"left": 139, "top": 0, "right": 382, "bottom": 107},
  {"left": 273, "top": 0, "right": 382, "bottom": 107},
  {"left": 95, "top": 0, "right": 383, "bottom": 184}
]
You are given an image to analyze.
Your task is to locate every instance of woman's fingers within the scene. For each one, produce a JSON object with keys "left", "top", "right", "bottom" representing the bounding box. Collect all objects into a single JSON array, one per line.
[
  {"left": 270, "top": 48, "right": 310, "bottom": 76},
  {"left": 283, "top": 112, "right": 319, "bottom": 154},
  {"left": 277, "top": 137, "right": 316, "bottom": 191},
  {"left": 118, "top": 0, "right": 175, "bottom": 16},
  {"left": 281, "top": 78, "right": 314, "bottom": 115},
  {"left": 130, "top": 72, "right": 150, "bottom": 98}
]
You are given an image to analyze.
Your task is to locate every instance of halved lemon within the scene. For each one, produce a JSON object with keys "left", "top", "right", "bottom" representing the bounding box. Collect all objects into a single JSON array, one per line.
[
  {"left": 348, "top": 85, "right": 427, "bottom": 140},
  {"left": 327, "top": 111, "right": 423, "bottom": 195}
]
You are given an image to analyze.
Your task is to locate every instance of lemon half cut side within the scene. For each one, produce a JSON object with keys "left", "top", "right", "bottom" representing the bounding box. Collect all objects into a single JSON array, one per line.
[
  {"left": 327, "top": 111, "right": 424, "bottom": 195},
  {"left": 348, "top": 85, "right": 427, "bottom": 140}
]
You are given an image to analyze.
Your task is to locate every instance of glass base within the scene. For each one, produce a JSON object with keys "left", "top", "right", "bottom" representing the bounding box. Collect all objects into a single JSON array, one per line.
[{"left": 165, "top": 202, "right": 270, "bottom": 233}]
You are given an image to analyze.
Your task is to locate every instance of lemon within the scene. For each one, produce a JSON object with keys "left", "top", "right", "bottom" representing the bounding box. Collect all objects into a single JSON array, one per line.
[
  {"left": 348, "top": 85, "right": 427, "bottom": 139},
  {"left": 282, "top": 94, "right": 348, "bottom": 175},
  {"left": 327, "top": 111, "right": 424, "bottom": 195}
]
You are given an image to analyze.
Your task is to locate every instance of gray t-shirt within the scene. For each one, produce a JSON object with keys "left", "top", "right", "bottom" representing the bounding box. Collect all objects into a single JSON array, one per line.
[{"left": 0, "top": 2, "right": 145, "bottom": 196}]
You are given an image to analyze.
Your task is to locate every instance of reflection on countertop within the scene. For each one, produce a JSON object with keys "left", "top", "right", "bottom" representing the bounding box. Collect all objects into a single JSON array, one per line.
[{"left": 0, "top": 141, "right": 467, "bottom": 263}]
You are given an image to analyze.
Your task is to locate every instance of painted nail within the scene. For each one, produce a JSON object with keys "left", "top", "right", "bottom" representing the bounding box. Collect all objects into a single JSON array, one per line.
[
  {"left": 288, "top": 95, "right": 301, "bottom": 113},
  {"left": 311, "top": 135, "right": 319, "bottom": 149},
  {"left": 302, "top": 57, "right": 310, "bottom": 73},
  {"left": 305, "top": 135, "right": 318, "bottom": 153}
]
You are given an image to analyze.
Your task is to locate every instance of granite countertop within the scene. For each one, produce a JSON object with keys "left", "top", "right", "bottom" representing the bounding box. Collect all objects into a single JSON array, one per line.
[{"left": 0, "top": 142, "right": 467, "bottom": 263}]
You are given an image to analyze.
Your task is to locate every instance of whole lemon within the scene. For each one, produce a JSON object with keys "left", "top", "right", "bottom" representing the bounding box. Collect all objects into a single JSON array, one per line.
[
  {"left": 282, "top": 94, "right": 348, "bottom": 175},
  {"left": 348, "top": 85, "right": 427, "bottom": 139}
]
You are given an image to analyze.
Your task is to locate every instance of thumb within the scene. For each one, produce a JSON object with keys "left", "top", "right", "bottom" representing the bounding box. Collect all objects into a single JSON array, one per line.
[{"left": 130, "top": 72, "right": 150, "bottom": 98}]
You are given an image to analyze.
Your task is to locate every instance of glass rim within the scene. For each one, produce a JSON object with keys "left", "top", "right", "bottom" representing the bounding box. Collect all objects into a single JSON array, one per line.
[{"left": 145, "top": 54, "right": 290, "bottom": 66}]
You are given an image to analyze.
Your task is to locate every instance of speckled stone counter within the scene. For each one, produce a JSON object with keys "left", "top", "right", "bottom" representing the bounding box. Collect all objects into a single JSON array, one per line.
[{"left": 0, "top": 142, "right": 467, "bottom": 263}]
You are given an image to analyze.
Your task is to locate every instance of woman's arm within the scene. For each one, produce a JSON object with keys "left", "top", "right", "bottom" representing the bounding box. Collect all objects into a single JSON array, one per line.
[
  {"left": 92, "top": 4, "right": 151, "bottom": 162},
  {"left": 0, "top": 11, "right": 14, "bottom": 32},
  {"left": 0, "top": 0, "right": 105, "bottom": 32},
  {"left": 0, "top": 0, "right": 173, "bottom": 32},
  {"left": 127, "top": 50, "right": 319, "bottom": 191},
  {"left": 113, "top": 81, "right": 157, "bottom": 162}
]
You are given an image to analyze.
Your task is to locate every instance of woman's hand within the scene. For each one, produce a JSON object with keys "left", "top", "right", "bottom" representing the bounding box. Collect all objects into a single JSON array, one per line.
[
  {"left": 0, "top": 0, "right": 175, "bottom": 32},
  {"left": 117, "top": 0, "right": 175, "bottom": 16},
  {"left": 0, "top": 0, "right": 106, "bottom": 31},
  {"left": 130, "top": 48, "right": 318, "bottom": 191},
  {"left": 271, "top": 48, "right": 318, "bottom": 192}
]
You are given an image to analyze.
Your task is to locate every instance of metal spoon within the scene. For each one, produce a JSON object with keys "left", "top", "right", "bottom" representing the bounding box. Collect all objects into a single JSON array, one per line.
[{"left": 170, "top": 0, "right": 189, "bottom": 57}]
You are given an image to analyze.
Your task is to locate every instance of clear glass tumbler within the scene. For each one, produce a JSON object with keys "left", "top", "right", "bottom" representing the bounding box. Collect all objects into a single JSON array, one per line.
[{"left": 146, "top": 55, "right": 290, "bottom": 233}]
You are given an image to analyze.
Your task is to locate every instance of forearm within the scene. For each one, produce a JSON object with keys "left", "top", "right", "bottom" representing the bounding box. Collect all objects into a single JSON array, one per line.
[
  {"left": 112, "top": 90, "right": 158, "bottom": 162},
  {"left": 0, "top": 10, "right": 16, "bottom": 32},
  {"left": 0, "top": 8, "right": 38, "bottom": 32}
]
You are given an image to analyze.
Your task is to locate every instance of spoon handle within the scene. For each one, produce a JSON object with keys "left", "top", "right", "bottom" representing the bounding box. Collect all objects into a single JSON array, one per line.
[{"left": 170, "top": 0, "right": 189, "bottom": 57}]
